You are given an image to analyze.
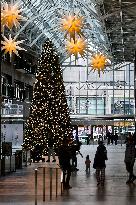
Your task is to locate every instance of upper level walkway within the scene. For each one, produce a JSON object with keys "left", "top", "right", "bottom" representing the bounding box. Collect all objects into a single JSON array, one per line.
[{"left": 0, "top": 144, "right": 136, "bottom": 205}]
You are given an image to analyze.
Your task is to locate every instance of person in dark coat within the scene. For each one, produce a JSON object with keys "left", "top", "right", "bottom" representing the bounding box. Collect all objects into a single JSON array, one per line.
[
  {"left": 106, "top": 131, "right": 111, "bottom": 145},
  {"left": 110, "top": 133, "right": 114, "bottom": 144},
  {"left": 87, "top": 136, "right": 90, "bottom": 145},
  {"left": 93, "top": 141, "right": 108, "bottom": 186},
  {"left": 132, "top": 132, "right": 136, "bottom": 145},
  {"left": 114, "top": 132, "right": 118, "bottom": 145},
  {"left": 46, "top": 138, "right": 56, "bottom": 162},
  {"left": 71, "top": 142, "right": 83, "bottom": 171},
  {"left": 58, "top": 144, "right": 72, "bottom": 189},
  {"left": 124, "top": 135, "right": 136, "bottom": 184}
]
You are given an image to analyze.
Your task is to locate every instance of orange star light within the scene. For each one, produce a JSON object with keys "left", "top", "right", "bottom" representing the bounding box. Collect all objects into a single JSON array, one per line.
[
  {"left": 66, "top": 38, "right": 87, "bottom": 58},
  {"left": 61, "top": 15, "right": 84, "bottom": 38},
  {"left": 91, "top": 54, "right": 107, "bottom": 75},
  {"left": 1, "top": 1, "right": 25, "bottom": 30},
  {"left": 1, "top": 34, "right": 26, "bottom": 58}
]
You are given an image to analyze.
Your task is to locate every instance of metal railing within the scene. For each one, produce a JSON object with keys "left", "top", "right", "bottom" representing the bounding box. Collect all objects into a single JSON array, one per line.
[
  {"left": 1, "top": 105, "right": 23, "bottom": 116},
  {"left": 34, "top": 166, "right": 63, "bottom": 205}
]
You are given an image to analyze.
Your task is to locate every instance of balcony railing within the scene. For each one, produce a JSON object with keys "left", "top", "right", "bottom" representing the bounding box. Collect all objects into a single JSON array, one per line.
[{"left": 1, "top": 105, "right": 23, "bottom": 116}]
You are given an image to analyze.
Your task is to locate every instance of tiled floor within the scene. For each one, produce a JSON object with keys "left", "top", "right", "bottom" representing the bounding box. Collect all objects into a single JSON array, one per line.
[{"left": 0, "top": 144, "right": 136, "bottom": 205}]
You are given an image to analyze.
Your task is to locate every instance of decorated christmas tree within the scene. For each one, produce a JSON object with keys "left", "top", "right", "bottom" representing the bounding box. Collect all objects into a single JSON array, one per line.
[{"left": 22, "top": 40, "right": 73, "bottom": 159}]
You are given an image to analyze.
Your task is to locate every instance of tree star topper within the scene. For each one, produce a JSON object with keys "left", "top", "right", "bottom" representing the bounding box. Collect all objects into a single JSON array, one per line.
[
  {"left": 1, "top": 34, "right": 26, "bottom": 58},
  {"left": 1, "top": 1, "right": 26, "bottom": 30}
]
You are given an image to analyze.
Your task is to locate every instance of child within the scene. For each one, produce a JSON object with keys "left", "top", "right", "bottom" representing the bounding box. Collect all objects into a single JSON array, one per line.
[
  {"left": 93, "top": 141, "right": 108, "bottom": 186},
  {"left": 85, "top": 155, "right": 91, "bottom": 173}
]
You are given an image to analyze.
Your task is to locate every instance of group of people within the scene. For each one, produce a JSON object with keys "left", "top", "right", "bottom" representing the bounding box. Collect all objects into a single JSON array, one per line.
[
  {"left": 46, "top": 133, "right": 136, "bottom": 189},
  {"left": 106, "top": 131, "right": 118, "bottom": 145},
  {"left": 58, "top": 141, "right": 83, "bottom": 189}
]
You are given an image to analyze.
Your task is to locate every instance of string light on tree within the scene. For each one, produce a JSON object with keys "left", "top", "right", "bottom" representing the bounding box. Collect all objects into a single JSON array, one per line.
[
  {"left": 1, "top": 34, "right": 26, "bottom": 58},
  {"left": 1, "top": 1, "right": 26, "bottom": 30},
  {"left": 22, "top": 40, "right": 74, "bottom": 160},
  {"left": 90, "top": 53, "right": 107, "bottom": 76}
]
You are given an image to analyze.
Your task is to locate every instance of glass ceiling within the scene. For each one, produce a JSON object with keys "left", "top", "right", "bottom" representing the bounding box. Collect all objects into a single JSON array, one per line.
[{"left": 2, "top": 0, "right": 110, "bottom": 62}]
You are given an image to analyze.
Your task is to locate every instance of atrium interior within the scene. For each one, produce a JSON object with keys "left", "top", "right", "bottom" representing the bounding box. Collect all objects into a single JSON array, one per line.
[{"left": 0, "top": 0, "right": 136, "bottom": 205}]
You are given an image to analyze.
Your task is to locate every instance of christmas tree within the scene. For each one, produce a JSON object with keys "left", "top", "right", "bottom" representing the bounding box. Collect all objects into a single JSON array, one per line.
[{"left": 22, "top": 40, "right": 73, "bottom": 159}]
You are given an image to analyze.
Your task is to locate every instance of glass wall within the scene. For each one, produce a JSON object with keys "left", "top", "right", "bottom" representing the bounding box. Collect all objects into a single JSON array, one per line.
[
  {"left": 63, "top": 58, "right": 134, "bottom": 116},
  {"left": 111, "top": 98, "right": 134, "bottom": 115},
  {"left": 75, "top": 97, "right": 105, "bottom": 115}
]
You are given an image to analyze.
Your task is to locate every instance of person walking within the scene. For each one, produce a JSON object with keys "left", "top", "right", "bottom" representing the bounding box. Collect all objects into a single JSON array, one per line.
[
  {"left": 124, "top": 135, "right": 136, "bottom": 184},
  {"left": 46, "top": 138, "right": 56, "bottom": 162},
  {"left": 93, "top": 140, "right": 108, "bottom": 186},
  {"left": 106, "top": 131, "right": 111, "bottom": 145},
  {"left": 85, "top": 155, "right": 91, "bottom": 173},
  {"left": 110, "top": 133, "right": 114, "bottom": 144},
  {"left": 58, "top": 143, "right": 72, "bottom": 189},
  {"left": 71, "top": 141, "right": 83, "bottom": 171},
  {"left": 114, "top": 132, "right": 118, "bottom": 145},
  {"left": 87, "top": 136, "right": 90, "bottom": 145}
]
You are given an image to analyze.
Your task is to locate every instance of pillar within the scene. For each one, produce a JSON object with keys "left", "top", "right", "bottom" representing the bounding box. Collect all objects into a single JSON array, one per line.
[{"left": 134, "top": 51, "right": 136, "bottom": 131}]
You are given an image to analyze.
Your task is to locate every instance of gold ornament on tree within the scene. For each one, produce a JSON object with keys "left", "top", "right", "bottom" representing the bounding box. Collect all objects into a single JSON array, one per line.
[
  {"left": 1, "top": 34, "right": 26, "bottom": 58},
  {"left": 1, "top": 1, "right": 26, "bottom": 30},
  {"left": 66, "top": 38, "right": 87, "bottom": 58},
  {"left": 91, "top": 53, "right": 107, "bottom": 76}
]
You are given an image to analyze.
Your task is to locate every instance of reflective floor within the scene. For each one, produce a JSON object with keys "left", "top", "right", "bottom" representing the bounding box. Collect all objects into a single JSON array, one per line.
[{"left": 0, "top": 144, "right": 136, "bottom": 205}]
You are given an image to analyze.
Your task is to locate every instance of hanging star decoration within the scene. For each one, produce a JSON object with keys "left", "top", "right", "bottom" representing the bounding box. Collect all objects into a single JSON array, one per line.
[
  {"left": 1, "top": 1, "right": 26, "bottom": 30},
  {"left": 66, "top": 38, "right": 87, "bottom": 58},
  {"left": 91, "top": 53, "right": 107, "bottom": 75},
  {"left": 61, "top": 15, "right": 84, "bottom": 39},
  {"left": 1, "top": 34, "right": 26, "bottom": 58}
]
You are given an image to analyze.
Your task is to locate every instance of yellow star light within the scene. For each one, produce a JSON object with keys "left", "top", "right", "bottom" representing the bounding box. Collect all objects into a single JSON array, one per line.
[
  {"left": 61, "top": 15, "right": 84, "bottom": 38},
  {"left": 91, "top": 54, "right": 107, "bottom": 74},
  {"left": 66, "top": 38, "right": 87, "bottom": 58},
  {"left": 1, "top": 34, "right": 26, "bottom": 58},
  {"left": 1, "top": 1, "right": 25, "bottom": 30}
]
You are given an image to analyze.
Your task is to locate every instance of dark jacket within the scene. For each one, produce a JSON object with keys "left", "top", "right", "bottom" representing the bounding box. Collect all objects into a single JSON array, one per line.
[
  {"left": 58, "top": 146, "right": 71, "bottom": 171},
  {"left": 48, "top": 138, "right": 54, "bottom": 147},
  {"left": 124, "top": 143, "right": 135, "bottom": 164},
  {"left": 93, "top": 144, "right": 108, "bottom": 169}
]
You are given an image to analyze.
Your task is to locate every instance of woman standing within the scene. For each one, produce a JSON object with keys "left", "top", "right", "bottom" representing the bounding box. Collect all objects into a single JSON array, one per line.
[{"left": 93, "top": 141, "right": 108, "bottom": 186}]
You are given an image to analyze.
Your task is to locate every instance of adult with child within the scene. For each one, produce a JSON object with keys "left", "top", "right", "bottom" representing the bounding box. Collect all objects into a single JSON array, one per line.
[{"left": 93, "top": 140, "right": 108, "bottom": 186}]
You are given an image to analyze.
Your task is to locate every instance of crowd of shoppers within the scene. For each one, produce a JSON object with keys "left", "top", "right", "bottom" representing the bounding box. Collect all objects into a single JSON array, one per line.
[{"left": 44, "top": 132, "right": 136, "bottom": 189}]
